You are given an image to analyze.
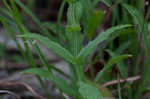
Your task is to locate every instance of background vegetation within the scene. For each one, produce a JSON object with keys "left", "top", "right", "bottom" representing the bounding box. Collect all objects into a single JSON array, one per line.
[{"left": 0, "top": 0, "right": 150, "bottom": 99}]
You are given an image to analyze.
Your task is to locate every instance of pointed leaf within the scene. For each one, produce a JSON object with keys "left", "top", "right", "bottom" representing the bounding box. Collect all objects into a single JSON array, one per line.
[
  {"left": 78, "top": 24, "right": 132, "bottom": 61},
  {"left": 19, "top": 33, "right": 76, "bottom": 64},
  {"left": 122, "top": 4, "right": 144, "bottom": 32}
]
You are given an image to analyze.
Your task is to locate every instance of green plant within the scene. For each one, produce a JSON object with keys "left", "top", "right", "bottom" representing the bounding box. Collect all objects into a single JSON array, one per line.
[{"left": 0, "top": 0, "right": 149, "bottom": 99}]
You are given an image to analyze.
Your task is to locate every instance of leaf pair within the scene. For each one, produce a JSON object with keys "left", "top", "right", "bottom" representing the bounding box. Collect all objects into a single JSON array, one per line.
[
  {"left": 19, "top": 24, "right": 131, "bottom": 97},
  {"left": 20, "top": 24, "right": 131, "bottom": 64},
  {"left": 77, "top": 24, "right": 132, "bottom": 61},
  {"left": 18, "top": 2, "right": 132, "bottom": 98},
  {"left": 19, "top": 34, "right": 76, "bottom": 64}
]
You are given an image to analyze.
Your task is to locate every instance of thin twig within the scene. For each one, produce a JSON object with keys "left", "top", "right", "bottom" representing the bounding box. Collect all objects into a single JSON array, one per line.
[
  {"left": 145, "top": 6, "right": 150, "bottom": 21},
  {"left": 102, "top": 75, "right": 140, "bottom": 87},
  {"left": 0, "top": 90, "right": 20, "bottom": 99},
  {"left": 0, "top": 82, "right": 44, "bottom": 99}
]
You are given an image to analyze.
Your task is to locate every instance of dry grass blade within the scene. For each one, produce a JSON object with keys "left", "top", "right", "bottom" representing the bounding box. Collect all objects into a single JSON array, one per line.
[
  {"left": 0, "top": 90, "right": 20, "bottom": 99},
  {"left": 0, "top": 82, "right": 44, "bottom": 99},
  {"left": 102, "top": 75, "right": 140, "bottom": 87}
]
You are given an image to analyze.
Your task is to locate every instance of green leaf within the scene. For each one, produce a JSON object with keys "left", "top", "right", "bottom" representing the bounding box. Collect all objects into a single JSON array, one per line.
[
  {"left": 78, "top": 24, "right": 132, "bottom": 61},
  {"left": 57, "top": 0, "right": 66, "bottom": 27},
  {"left": 94, "top": 54, "right": 132, "bottom": 82},
  {"left": 122, "top": 4, "right": 144, "bottom": 32},
  {"left": 137, "top": 23, "right": 150, "bottom": 93},
  {"left": 123, "top": 4, "right": 150, "bottom": 97},
  {"left": 118, "top": 74, "right": 122, "bottom": 99},
  {"left": 0, "top": 15, "right": 25, "bottom": 58},
  {"left": 22, "top": 68, "right": 78, "bottom": 97},
  {"left": 19, "top": 33, "right": 76, "bottom": 64},
  {"left": 86, "top": 10, "right": 104, "bottom": 39},
  {"left": 142, "top": 24, "right": 150, "bottom": 60},
  {"left": 78, "top": 82, "right": 102, "bottom": 99}
]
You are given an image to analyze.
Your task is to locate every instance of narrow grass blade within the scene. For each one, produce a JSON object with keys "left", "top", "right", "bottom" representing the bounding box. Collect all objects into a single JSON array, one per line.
[
  {"left": 118, "top": 74, "right": 122, "bottom": 99},
  {"left": 112, "top": 1, "right": 120, "bottom": 26},
  {"left": 57, "top": 0, "right": 66, "bottom": 26},
  {"left": 135, "top": 24, "right": 150, "bottom": 97},
  {"left": 94, "top": 54, "right": 132, "bottom": 82},
  {"left": 2, "top": 0, "right": 12, "bottom": 12},
  {"left": 125, "top": 83, "right": 133, "bottom": 99},
  {"left": 142, "top": 24, "right": 150, "bottom": 62},
  {"left": 0, "top": 15, "right": 26, "bottom": 60},
  {"left": 31, "top": 43, "right": 70, "bottom": 78},
  {"left": 77, "top": 24, "right": 132, "bottom": 61},
  {"left": 123, "top": 3, "right": 150, "bottom": 98},
  {"left": 4, "top": 1, "right": 53, "bottom": 98},
  {"left": 22, "top": 68, "right": 79, "bottom": 97},
  {"left": 122, "top": 4, "right": 144, "bottom": 32},
  {"left": 19, "top": 33, "right": 76, "bottom": 64},
  {"left": 0, "top": 7, "right": 13, "bottom": 19},
  {"left": 9, "top": 0, "right": 37, "bottom": 68},
  {"left": 14, "top": 0, "right": 55, "bottom": 40}
]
